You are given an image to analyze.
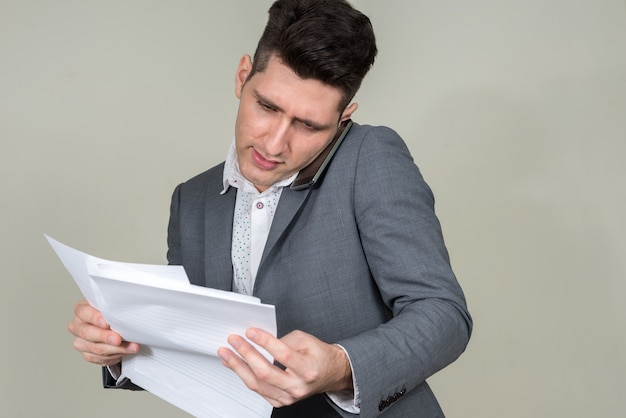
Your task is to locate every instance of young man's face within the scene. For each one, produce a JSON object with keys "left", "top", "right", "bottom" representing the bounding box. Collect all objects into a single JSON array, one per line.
[{"left": 233, "top": 54, "right": 357, "bottom": 192}]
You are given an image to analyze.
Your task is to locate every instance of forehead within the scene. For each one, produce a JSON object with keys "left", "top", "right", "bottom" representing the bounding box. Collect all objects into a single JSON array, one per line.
[{"left": 247, "top": 56, "right": 344, "bottom": 121}]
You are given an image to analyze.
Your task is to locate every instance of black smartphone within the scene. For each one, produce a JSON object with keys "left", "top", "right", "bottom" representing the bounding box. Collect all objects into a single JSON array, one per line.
[{"left": 290, "top": 120, "right": 353, "bottom": 190}]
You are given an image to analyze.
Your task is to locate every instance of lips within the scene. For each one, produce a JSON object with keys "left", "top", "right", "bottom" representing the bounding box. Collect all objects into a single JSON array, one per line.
[{"left": 251, "top": 149, "right": 280, "bottom": 170}]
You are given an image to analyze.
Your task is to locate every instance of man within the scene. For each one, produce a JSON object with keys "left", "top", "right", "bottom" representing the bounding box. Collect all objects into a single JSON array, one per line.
[{"left": 68, "top": 0, "right": 472, "bottom": 416}]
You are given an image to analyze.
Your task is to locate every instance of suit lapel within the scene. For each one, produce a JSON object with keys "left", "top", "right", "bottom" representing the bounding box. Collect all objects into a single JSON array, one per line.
[
  {"left": 204, "top": 187, "right": 236, "bottom": 291},
  {"left": 205, "top": 184, "right": 311, "bottom": 293},
  {"left": 256, "top": 187, "right": 311, "bottom": 281}
]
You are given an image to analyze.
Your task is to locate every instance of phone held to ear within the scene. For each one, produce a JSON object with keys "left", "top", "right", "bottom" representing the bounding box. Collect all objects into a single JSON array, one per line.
[{"left": 290, "top": 120, "right": 353, "bottom": 190}]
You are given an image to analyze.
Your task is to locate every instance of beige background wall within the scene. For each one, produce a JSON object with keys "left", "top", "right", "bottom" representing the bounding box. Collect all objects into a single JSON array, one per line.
[{"left": 1, "top": 1, "right": 624, "bottom": 416}]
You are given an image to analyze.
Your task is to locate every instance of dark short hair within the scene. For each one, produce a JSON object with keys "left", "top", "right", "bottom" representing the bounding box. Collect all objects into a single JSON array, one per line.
[{"left": 249, "top": 0, "right": 377, "bottom": 110}]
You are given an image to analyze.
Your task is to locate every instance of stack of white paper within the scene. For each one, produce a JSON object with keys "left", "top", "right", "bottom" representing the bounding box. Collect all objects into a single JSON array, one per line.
[{"left": 46, "top": 235, "right": 276, "bottom": 418}]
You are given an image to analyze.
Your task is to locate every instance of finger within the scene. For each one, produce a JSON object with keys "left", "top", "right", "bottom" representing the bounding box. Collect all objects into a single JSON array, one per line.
[
  {"left": 73, "top": 336, "right": 138, "bottom": 366},
  {"left": 73, "top": 333, "right": 138, "bottom": 356},
  {"left": 248, "top": 328, "right": 308, "bottom": 373},
  {"left": 72, "top": 329, "right": 139, "bottom": 354},
  {"left": 223, "top": 336, "right": 296, "bottom": 400},
  {"left": 218, "top": 345, "right": 259, "bottom": 382},
  {"left": 236, "top": 332, "right": 314, "bottom": 399},
  {"left": 81, "top": 350, "right": 124, "bottom": 367},
  {"left": 247, "top": 328, "right": 294, "bottom": 362},
  {"left": 218, "top": 345, "right": 293, "bottom": 408},
  {"left": 74, "top": 301, "right": 109, "bottom": 329},
  {"left": 69, "top": 305, "right": 140, "bottom": 364},
  {"left": 228, "top": 334, "right": 283, "bottom": 377},
  {"left": 68, "top": 314, "right": 121, "bottom": 345},
  {"left": 69, "top": 301, "right": 137, "bottom": 349},
  {"left": 68, "top": 301, "right": 139, "bottom": 367}
]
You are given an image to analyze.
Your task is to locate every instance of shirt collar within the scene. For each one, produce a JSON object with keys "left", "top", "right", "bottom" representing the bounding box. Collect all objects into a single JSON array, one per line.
[{"left": 221, "top": 139, "right": 297, "bottom": 195}]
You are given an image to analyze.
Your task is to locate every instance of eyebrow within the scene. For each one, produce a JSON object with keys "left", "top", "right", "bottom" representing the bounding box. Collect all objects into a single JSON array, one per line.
[{"left": 252, "top": 89, "right": 332, "bottom": 131}]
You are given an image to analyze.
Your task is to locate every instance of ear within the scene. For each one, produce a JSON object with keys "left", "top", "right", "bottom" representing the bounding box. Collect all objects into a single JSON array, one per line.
[
  {"left": 340, "top": 102, "right": 359, "bottom": 123},
  {"left": 235, "top": 54, "right": 253, "bottom": 99}
]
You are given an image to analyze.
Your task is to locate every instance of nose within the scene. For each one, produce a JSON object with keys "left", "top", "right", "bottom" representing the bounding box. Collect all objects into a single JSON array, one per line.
[{"left": 264, "top": 119, "right": 290, "bottom": 156}]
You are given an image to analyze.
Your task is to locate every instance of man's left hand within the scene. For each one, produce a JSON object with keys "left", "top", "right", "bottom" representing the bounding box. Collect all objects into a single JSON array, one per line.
[{"left": 217, "top": 328, "right": 353, "bottom": 408}]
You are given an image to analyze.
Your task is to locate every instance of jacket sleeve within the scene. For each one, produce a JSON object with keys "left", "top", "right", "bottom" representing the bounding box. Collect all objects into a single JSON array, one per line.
[
  {"left": 102, "top": 367, "right": 143, "bottom": 391},
  {"left": 336, "top": 126, "right": 472, "bottom": 417},
  {"left": 167, "top": 183, "right": 183, "bottom": 266}
]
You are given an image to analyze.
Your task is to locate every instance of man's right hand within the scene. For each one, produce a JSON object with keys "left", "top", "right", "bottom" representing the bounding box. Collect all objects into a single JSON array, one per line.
[{"left": 68, "top": 300, "right": 139, "bottom": 367}]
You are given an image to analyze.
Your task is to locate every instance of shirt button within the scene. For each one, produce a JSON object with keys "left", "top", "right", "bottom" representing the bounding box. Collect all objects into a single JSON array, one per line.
[{"left": 256, "top": 202, "right": 264, "bottom": 209}]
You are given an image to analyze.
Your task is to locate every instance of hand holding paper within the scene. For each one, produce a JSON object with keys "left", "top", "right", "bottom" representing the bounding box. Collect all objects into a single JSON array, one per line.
[
  {"left": 68, "top": 300, "right": 139, "bottom": 367},
  {"left": 47, "top": 235, "right": 277, "bottom": 418},
  {"left": 219, "top": 328, "right": 353, "bottom": 408}
]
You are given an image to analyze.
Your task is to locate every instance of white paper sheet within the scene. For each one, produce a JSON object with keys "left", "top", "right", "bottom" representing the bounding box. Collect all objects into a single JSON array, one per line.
[{"left": 46, "top": 235, "right": 275, "bottom": 417}]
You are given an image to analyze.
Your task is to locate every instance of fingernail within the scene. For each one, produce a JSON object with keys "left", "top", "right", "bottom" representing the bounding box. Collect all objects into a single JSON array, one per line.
[
  {"left": 230, "top": 338, "right": 240, "bottom": 349},
  {"left": 248, "top": 329, "right": 259, "bottom": 341}
]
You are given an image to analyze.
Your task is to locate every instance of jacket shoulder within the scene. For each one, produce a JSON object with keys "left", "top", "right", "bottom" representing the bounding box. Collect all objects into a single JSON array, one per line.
[{"left": 180, "top": 163, "right": 224, "bottom": 191}]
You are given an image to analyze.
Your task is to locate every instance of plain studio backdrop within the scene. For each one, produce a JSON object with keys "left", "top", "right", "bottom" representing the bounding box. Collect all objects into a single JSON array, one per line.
[{"left": 1, "top": 1, "right": 625, "bottom": 417}]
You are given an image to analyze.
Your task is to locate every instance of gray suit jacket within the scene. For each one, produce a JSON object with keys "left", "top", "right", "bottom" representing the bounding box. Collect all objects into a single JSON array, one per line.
[{"left": 164, "top": 123, "right": 471, "bottom": 417}]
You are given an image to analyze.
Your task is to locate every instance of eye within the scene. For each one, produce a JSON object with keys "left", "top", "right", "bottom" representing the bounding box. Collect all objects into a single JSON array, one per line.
[
  {"left": 257, "top": 100, "right": 275, "bottom": 112},
  {"left": 297, "top": 119, "right": 326, "bottom": 132},
  {"left": 299, "top": 120, "right": 316, "bottom": 131}
]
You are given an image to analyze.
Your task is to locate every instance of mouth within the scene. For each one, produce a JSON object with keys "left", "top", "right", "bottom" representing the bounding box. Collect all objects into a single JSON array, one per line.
[{"left": 251, "top": 149, "right": 280, "bottom": 170}]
